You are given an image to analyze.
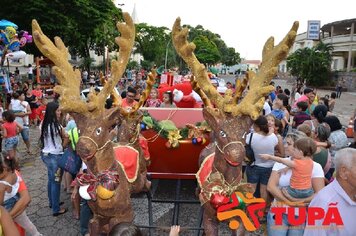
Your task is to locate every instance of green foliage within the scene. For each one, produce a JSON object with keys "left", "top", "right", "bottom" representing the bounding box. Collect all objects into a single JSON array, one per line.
[
  {"left": 287, "top": 42, "right": 333, "bottom": 86},
  {"left": 184, "top": 24, "right": 240, "bottom": 66},
  {"left": 127, "top": 60, "right": 139, "bottom": 70},
  {"left": 0, "top": 0, "right": 122, "bottom": 71},
  {"left": 135, "top": 23, "right": 177, "bottom": 68},
  {"left": 193, "top": 35, "right": 221, "bottom": 65}
]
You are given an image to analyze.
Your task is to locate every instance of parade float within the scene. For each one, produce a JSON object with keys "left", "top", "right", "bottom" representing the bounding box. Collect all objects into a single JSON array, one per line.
[{"left": 32, "top": 9, "right": 298, "bottom": 235}]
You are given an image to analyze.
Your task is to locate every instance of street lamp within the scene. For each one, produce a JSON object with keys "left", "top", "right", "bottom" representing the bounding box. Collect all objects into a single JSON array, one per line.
[{"left": 164, "top": 41, "right": 170, "bottom": 72}]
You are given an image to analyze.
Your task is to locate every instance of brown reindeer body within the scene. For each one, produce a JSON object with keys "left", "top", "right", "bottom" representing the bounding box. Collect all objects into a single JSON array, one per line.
[
  {"left": 72, "top": 109, "right": 135, "bottom": 235},
  {"left": 116, "top": 112, "right": 152, "bottom": 193},
  {"left": 172, "top": 18, "right": 298, "bottom": 235},
  {"left": 32, "top": 13, "right": 145, "bottom": 235},
  {"left": 197, "top": 112, "right": 253, "bottom": 235}
]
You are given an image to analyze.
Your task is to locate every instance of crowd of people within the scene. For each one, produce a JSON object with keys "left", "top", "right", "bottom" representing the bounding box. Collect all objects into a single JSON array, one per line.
[
  {"left": 244, "top": 82, "right": 356, "bottom": 235},
  {"left": 0, "top": 67, "right": 355, "bottom": 236}
]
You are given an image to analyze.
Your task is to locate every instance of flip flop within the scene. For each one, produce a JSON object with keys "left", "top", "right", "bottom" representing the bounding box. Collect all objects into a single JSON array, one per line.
[{"left": 53, "top": 208, "right": 67, "bottom": 216}]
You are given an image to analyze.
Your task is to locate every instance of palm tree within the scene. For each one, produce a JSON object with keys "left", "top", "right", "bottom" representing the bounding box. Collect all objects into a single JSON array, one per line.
[{"left": 287, "top": 42, "right": 333, "bottom": 86}]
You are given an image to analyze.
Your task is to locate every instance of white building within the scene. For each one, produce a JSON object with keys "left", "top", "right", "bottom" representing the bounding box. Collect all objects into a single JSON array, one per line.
[{"left": 279, "top": 18, "right": 356, "bottom": 73}]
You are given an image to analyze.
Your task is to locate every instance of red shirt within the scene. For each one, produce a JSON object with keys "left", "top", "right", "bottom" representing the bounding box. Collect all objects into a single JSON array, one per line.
[
  {"left": 2, "top": 121, "right": 18, "bottom": 137},
  {"left": 37, "top": 105, "right": 46, "bottom": 121},
  {"left": 15, "top": 171, "right": 28, "bottom": 192},
  {"left": 32, "top": 89, "right": 43, "bottom": 99},
  {"left": 122, "top": 98, "right": 138, "bottom": 109}
]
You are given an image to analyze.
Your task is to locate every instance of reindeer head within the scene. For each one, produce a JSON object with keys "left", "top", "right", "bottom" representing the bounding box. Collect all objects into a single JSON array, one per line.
[
  {"left": 32, "top": 13, "right": 136, "bottom": 172},
  {"left": 115, "top": 71, "right": 156, "bottom": 145},
  {"left": 172, "top": 18, "right": 298, "bottom": 166}
]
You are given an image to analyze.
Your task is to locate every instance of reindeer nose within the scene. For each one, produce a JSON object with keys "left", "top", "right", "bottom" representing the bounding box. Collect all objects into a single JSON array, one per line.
[{"left": 76, "top": 138, "right": 97, "bottom": 160}]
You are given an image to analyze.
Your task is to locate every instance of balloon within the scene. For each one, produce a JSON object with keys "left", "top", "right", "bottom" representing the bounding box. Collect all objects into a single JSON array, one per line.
[
  {"left": 192, "top": 138, "right": 197, "bottom": 145},
  {"left": 5, "top": 50, "right": 26, "bottom": 60}
]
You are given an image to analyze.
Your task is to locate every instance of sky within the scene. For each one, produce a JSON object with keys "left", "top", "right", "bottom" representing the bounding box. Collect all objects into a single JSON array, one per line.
[{"left": 116, "top": 0, "right": 355, "bottom": 60}]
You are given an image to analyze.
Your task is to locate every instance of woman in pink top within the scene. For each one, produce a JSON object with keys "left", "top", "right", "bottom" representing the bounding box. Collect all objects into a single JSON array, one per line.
[{"left": 261, "top": 137, "right": 317, "bottom": 199}]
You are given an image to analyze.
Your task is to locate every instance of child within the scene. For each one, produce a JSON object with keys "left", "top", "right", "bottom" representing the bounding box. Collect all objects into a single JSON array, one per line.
[
  {"left": 260, "top": 137, "right": 317, "bottom": 199},
  {"left": 271, "top": 96, "right": 285, "bottom": 120},
  {"left": 145, "top": 88, "right": 161, "bottom": 107},
  {"left": 36, "top": 97, "right": 47, "bottom": 123},
  {"left": 0, "top": 152, "right": 42, "bottom": 235},
  {"left": 266, "top": 115, "right": 284, "bottom": 157},
  {"left": 160, "top": 91, "right": 177, "bottom": 108},
  {"left": 292, "top": 101, "right": 311, "bottom": 128},
  {"left": 1, "top": 111, "right": 22, "bottom": 159}
]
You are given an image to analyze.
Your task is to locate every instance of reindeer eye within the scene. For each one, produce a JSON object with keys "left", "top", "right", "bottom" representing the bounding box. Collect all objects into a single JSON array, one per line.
[
  {"left": 220, "top": 130, "right": 227, "bottom": 138},
  {"left": 96, "top": 127, "right": 102, "bottom": 135},
  {"left": 78, "top": 129, "right": 80, "bottom": 134}
]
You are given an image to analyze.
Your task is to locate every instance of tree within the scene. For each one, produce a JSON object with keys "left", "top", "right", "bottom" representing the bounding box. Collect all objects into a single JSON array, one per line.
[
  {"left": 184, "top": 25, "right": 240, "bottom": 66},
  {"left": 0, "top": 0, "right": 122, "bottom": 71},
  {"left": 134, "top": 23, "right": 177, "bottom": 68},
  {"left": 287, "top": 42, "right": 333, "bottom": 86},
  {"left": 193, "top": 35, "right": 221, "bottom": 65}
]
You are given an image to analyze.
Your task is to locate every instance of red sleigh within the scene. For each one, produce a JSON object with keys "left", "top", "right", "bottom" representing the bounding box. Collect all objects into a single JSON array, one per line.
[{"left": 140, "top": 107, "right": 210, "bottom": 179}]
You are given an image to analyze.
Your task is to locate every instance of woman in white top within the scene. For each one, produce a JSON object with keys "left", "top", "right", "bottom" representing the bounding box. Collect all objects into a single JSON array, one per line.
[
  {"left": 40, "top": 102, "right": 68, "bottom": 216},
  {"left": 266, "top": 131, "right": 325, "bottom": 236},
  {"left": 245, "top": 115, "right": 278, "bottom": 203}
]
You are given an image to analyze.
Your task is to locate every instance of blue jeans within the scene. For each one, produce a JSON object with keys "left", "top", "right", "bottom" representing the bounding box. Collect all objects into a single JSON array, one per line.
[
  {"left": 246, "top": 165, "right": 273, "bottom": 185},
  {"left": 3, "top": 194, "right": 19, "bottom": 211},
  {"left": 267, "top": 211, "right": 305, "bottom": 236},
  {"left": 80, "top": 198, "right": 93, "bottom": 235},
  {"left": 287, "top": 186, "right": 314, "bottom": 199},
  {"left": 41, "top": 152, "right": 63, "bottom": 213}
]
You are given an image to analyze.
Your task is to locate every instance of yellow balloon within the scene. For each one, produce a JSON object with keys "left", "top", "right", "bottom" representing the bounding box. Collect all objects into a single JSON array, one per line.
[{"left": 96, "top": 185, "right": 115, "bottom": 200}]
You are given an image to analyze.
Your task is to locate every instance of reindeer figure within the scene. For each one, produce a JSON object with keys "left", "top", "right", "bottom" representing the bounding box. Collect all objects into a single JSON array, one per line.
[
  {"left": 114, "top": 71, "right": 156, "bottom": 193},
  {"left": 32, "top": 13, "right": 141, "bottom": 235},
  {"left": 172, "top": 18, "right": 298, "bottom": 235}
]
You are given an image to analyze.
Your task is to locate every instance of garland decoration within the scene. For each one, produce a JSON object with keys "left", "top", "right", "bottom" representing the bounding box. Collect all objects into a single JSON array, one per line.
[{"left": 141, "top": 111, "right": 210, "bottom": 148}]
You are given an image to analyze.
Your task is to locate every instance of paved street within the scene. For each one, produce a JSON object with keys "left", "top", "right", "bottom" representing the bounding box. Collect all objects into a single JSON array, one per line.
[{"left": 15, "top": 79, "right": 356, "bottom": 235}]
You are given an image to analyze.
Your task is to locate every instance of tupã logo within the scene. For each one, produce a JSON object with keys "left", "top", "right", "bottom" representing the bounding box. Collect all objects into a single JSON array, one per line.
[{"left": 217, "top": 192, "right": 266, "bottom": 231}]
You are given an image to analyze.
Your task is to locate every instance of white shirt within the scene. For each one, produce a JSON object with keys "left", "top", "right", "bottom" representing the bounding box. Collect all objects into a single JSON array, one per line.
[
  {"left": 246, "top": 132, "right": 278, "bottom": 168},
  {"left": 295, "top": 92, "right": 301, "bottom": 101},
  {"left": 263, "top": 101, "right": 272, "bottom": 115},
  {"left": 41, "top": 125, "right": 63, "bottom": 154},
  {"left": 303, "top": 180, "right": 356, "bottom": 236},
  {"left": 10, "top": 99, "right": 29, "bottom": 126}
]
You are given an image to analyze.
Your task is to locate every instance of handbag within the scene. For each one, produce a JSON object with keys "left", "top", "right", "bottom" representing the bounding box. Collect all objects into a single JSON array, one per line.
[
  {"left": 58, "top": 147, "right": 82, "bottom": 175},
  {"left": 245, "top": 133, "right": 255, "bottom": 166}
]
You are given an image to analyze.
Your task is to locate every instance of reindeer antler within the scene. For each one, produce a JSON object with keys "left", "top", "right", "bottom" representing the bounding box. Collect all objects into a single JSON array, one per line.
[
  {"left": 99, "top": 72, "right": 122, "bottom": 107},
  {"left": 32, "top": 20, "right": 88, "bottom": 114},
  {"left": 32, "top": 12, "right": 135, "bottom": 117},
  {"left": 172, "top": 18, "right": 225, "bottom": 110},
  {"left": 233, "top": 76, "right": 248, "bottom": 103},
  {"left": 172, "top": 18, "right": 298, "bottom": 119},
  {"left": 230, "top": 22, "right": 299, "bottom": 119},
  {"left": 190, "top": 76, "right": 212, "bottom": 108}
]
